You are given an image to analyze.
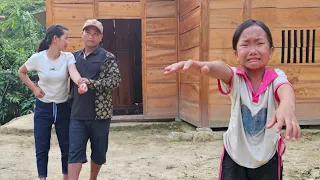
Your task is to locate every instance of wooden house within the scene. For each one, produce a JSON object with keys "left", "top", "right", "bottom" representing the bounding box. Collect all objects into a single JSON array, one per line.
[{"left": 46, "top": 0, "right": 320, "bottom": 127}]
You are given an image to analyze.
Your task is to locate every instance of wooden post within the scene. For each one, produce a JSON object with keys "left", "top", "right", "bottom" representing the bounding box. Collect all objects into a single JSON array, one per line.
[
  {"left": 199, "top": 0, "right": 210, "bottom": 127},
  {"left": 46, "top": 0, "right": 54, "bottom": 29},
  {"left": 242, "top": 0, "right": 252, "bottom": 21},
  {"left": 93, "top": 0, "right": 99, "bottom": 19},
  {"left": 176, "top": 0, "right": 180, "bottom": 118},
  {"left": 141, "top": 0, "right": 147, "bottom": 115},
  {"left": 0, "top": 16, "right": 5, "bottom": 21}
]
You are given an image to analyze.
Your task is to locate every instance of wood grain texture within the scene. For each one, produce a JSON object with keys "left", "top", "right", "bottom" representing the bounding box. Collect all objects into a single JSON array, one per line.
[
  {"left": 252, "top": 8, "right": 277, "bottom": 28},
  {"left": 141, "top": 0, "right": 147, "bottom": 114},
  {"left": 253, "top": 8, "right": 320, "bottom": 28},
  {"left": 179, "top": 114, "right": 202, "bottom": 127},
  {"left": 199, "top": 0, "right": 210, "bottom": 127},
  {"left": 146, "top": 68, "right": 176, "bottom": 83},
  {"left": 242, "top": 0, "right": 252, "bottom": 21},
  {"left": 146, "top": 34, "right": 176, "bottom": 50},
  {"left": 293, "top": 83, "right": 320, "bottom": 103},
  {"left": 179, "top": 100, "right": 201, "bottom": 121},
  {"left": 294, "top": 103, "right": 320, "bottom": 121},
  {"left": 146, "top": 1, "right": 175, "bottom": 18},
  {"left": 46, "top": 0, "right": 54, "bottom": 28},
  {"left": 144, "top": 0, "right": 178, "bottom": 117},
  {"left": 146, "top": 83, "right": 177, "bottom": 99},
  {"left": 208, "top": 104, "right": 231, "bottom": 122},
  {"left": 209, "top": 8, "right": 242, "bottom": 29},
  {"left": 180, "top": 83, "right": 200, "bottom": 103},
  {"left": 210, "top": 7, "right": 320, "bottom": 28},
  {"left": 56, "top": 21, "right": 84, "bottom": 37},
  {"left": 180, "top": 74, "right": 200, "bottom": 84},
  {"left": 179, "top": 0, "right": 200, "bottom": 17},
  {"left": 101, "top": 0, "right": 139, "bottom": 2},
  {"left": 179, "top": 7, "right": 200, "bottom": 34},
  {"left": 146, "top": 18, "right": 176, "bottom": 35},
  {"left": 53, "top": 4, "right": 94, "bottom": 21},
  {"left": 146, "top": 49, "right": 176, "bottom": 67},
  {"left": 208, "top": 84, "right": 231, "bottom": 105},
  {"left": 210, "top": 0, "right": 242, "bottom": 9},
  {"left": 98, "top": 2, "right": 141, "bottom": 18},
  {"left": 180, "top": 27, "right": 200, "bottom": 50},
  {"left": 209, "top": 28, "right": 235, "bottom": 49},
  {"left": 180, "top": 46, "right": 200, "bottom": 61},
  {"left": 176, "top": 0, "right": 181, "bottom": 118},
  {"left": 93, "top": 0, "right": 98, "bottom": 18},
  {"left": 112, "top": 114, "right": 176, "bottom": 121},
  {"left": 269, "top": 65, "right": 320, "bottom": 84},
  {"left": 208, "top": 49, "right": 238, "bottom": 66},
  {"left": 251, "top": 0, "right": 276, "bottom": 8},
  {"left": 253, "top": 0, "right": 320, "bottom": 8},
  {"left": 66, "top": 38, "right": 84, "bottom": 52},
  {"left": 53, "top": 0, "right": 93, "bottom": 3},
  {"left": 147, "top": 98, "right": 178, "bottom": 115}
]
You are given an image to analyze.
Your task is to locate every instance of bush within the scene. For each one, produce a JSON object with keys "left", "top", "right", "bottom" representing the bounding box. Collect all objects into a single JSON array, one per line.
[{"left": 0, "top": 0, "right": 45, "bottom": 124}]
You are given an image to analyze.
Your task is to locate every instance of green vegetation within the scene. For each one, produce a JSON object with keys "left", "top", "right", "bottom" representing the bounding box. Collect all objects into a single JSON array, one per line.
[{"left": 0, "top": 0, "right": 45, "bottom": 124}]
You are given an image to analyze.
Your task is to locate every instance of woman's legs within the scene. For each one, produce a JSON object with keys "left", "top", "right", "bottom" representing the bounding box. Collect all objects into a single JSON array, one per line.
[
  {"left": 34, "top": 100, "right": 54, "bottom": 179},
  {"left": 54, "top": 102, "right": 71, "bottom": 180}
]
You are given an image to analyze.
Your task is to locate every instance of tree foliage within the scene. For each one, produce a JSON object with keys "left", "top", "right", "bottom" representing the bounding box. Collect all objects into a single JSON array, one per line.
[{"left": 0, "top": 0, "right": 45, "bottom": 124}]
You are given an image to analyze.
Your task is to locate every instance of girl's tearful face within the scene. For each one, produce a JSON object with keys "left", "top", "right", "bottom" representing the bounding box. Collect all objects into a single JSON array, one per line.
[{"left": 235, "top": 25, "right": 274, "bottom": 70}]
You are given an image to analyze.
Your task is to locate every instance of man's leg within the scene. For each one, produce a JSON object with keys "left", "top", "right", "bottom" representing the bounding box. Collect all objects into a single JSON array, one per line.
[
  {"left": 90, "top": 161, "right": 102, "bottom": 180},
  {"left": 68, "top": 163, "right": 82, "bottom": 180},
  {"left": 68, "top": 120, "right": 89, "bottom": 180},
  {"left": 89, "top": 119, "right": 111, "bottom": 180}
]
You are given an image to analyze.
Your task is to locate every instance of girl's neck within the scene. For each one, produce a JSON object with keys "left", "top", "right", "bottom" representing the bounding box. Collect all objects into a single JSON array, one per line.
[
  {"left": 245, "top": 68, "right": 265, "bottom": 81},
  {"left": 245, "top": 68, "right": 265, "bottom": 92},
  {"left": 46, "top": 46, "right": 61, "bottom": 60}
]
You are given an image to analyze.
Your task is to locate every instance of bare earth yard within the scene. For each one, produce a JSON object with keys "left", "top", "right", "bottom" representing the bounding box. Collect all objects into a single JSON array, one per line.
[{"left": 0, "top": 121, "right": 319, "bottom": 180}]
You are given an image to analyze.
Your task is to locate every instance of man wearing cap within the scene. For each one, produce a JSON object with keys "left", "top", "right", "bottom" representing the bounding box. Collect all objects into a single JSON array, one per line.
[{"left": 68, "top": 19, "right": 120, "bottom": 180}]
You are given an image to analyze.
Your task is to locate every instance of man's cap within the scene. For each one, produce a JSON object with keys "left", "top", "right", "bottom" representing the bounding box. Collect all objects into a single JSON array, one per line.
[{"left": 83, "top": 19, "right": 103, "bottom": 33}]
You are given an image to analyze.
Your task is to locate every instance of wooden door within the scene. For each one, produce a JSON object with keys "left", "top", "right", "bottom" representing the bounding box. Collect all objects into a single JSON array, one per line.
[{"left": 100, "top": 19, "right": 142, "bottom": 114}]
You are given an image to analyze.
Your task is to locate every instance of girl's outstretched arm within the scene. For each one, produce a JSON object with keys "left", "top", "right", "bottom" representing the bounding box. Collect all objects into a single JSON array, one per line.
[
  {"left": 266, "top": 84, "right": 301, "bottom": 140},
  {"left": 164, "top": 59, "right": 232, "bottom": 84}
]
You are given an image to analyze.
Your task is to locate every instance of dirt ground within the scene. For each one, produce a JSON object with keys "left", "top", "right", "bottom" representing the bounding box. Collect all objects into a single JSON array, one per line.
[{"left": 0, "top": 122, "right": 319, "bottom": 180}]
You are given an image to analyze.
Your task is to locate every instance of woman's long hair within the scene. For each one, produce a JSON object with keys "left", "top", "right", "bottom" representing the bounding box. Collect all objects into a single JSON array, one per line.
[{"left": 38, "top": 24, "right": 68, "bottom": 52}]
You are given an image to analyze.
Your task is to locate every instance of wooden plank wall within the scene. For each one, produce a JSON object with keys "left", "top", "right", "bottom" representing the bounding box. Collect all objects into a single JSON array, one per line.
[
  {"left": 208, "top": 0, "right": 320, "bottom": 126},
  {"left": 145, "top": 0, "right": 178, "bottom": 116},
  {"left": 208, "top": 0, "right": 241, "bottom": 125},
  {"left": 178, "top": 0, "right": 202, "bottom": 126},
  {"left": 48, "top": 0, "right": 179, "bottom": 118},
  {"left": 48, "top": 0, "right": 141, "bottom": 52},
  {"left": 48, "top": 0, "right": 94, "bottom": 51}
]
